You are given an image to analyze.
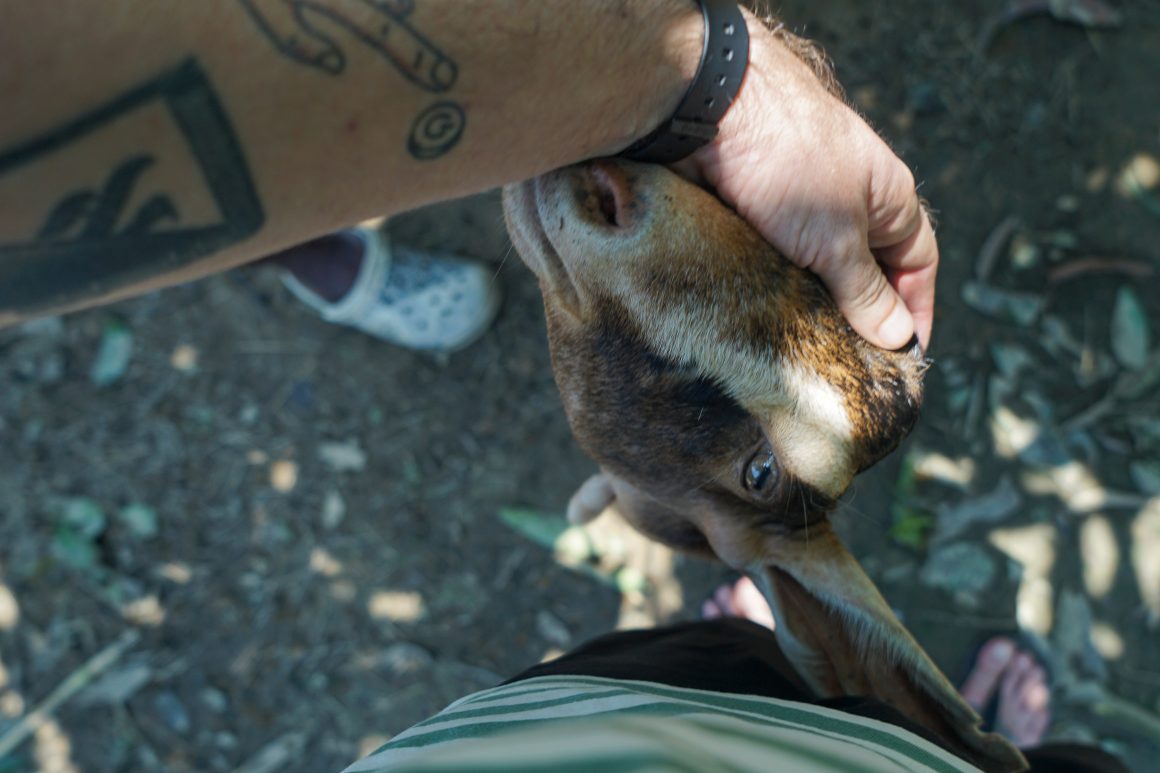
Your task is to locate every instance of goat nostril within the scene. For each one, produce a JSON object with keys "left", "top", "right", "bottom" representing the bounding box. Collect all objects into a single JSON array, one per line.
[
  {"left": 598, "top": 186, "right": 619, "bottom": 226},
  {"left": 587, "top": 161, "right": 632, "bottom": 229}
]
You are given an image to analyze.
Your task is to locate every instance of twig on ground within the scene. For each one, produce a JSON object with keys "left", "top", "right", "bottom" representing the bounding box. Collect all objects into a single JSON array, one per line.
[
  {"left": 1049, "top": 257, "right": 1154, "bottom": 283},
  {"left": 1112, "top": 665, "right": 1160, "bottom": 687},
  {"left": 1091, "top": 693, "right": 1160, "bottom": 744},
  {"left": 1062, "top": 392, "right": 1118, "bottom": 431},
  {"left": 235, "top": 732, "right": 307, "bottom": 773},
  {"left": 977, "top": 0, "right": 1123, "bottom": 55},
  {"left": 977, "top": 0, "right": 1051, "bottom": 54},
  {"left": 963, "top": 371, "right": 988, "bottom": 441},
  {"left": 975, "top": 216, "right": 1022, "bottom": 282},
  {"left": 0, "top": 629, "right": 140, "bottom": 758}
]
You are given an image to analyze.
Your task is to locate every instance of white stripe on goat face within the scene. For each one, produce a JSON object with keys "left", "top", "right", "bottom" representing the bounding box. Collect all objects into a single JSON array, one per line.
[
  {"left": 621, "top": 288, "right": 857, "bottom": 499},
  {"left": 763, "top": 361, "right": 856, "bottom": 498}
]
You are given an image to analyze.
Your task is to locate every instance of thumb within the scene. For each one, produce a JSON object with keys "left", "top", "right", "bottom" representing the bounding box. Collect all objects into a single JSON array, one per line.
[{"left": 818, "top": 244, "right": 915, "bottom": 350}]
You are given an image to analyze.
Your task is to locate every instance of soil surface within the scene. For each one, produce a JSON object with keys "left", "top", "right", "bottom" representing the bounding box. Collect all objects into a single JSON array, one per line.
[{"left": 3, "top": 1, "right": 1160, "bottom": 770}]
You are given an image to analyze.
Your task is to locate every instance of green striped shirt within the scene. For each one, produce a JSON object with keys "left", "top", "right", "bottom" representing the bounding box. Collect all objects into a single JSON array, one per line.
[{"left": 343, "top": 676, "right": 981, "bottom": 772}]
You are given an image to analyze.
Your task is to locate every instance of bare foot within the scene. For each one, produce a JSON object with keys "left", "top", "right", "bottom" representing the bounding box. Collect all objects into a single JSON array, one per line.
[
  {"left": 700, "top": 576, "right": 776, "bottom": 631},
  {"left": 960, "top": 637, "right": 1051, "bottom": 749}
]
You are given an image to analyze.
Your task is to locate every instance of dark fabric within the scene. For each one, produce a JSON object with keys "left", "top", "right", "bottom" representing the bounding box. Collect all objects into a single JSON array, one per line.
[
  {"left": 505, "top": 618, "right": 1126, "bottom": 773},
  {"left": 506, "top": 619, "right": 811, "bottom": 698},
  {"left": 505, "top": 618, "right": 945, "bottom": 748},
  {"left": 1021, "top": 744, "right": 1129, "bottom": 773}
]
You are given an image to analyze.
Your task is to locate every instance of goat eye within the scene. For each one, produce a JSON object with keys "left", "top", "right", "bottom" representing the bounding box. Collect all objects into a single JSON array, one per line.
[{"left": 743, "top": 449, "right": 778, "bottom": 492}]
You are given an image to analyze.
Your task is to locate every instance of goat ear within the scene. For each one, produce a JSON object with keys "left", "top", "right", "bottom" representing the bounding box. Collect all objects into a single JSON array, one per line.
[{"left": 750, "top": 529, "right": 1028, "bottom": 773}]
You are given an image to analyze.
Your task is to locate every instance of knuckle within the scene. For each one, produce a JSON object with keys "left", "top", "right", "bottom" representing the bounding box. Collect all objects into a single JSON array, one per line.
[{"left": 816, "top": 229, "right": 865, "bottom": 267}]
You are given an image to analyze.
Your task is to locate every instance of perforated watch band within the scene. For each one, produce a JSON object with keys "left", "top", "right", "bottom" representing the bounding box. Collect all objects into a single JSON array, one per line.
[{"left": 619, "top": 0, "right": 749, "bottom": 164}]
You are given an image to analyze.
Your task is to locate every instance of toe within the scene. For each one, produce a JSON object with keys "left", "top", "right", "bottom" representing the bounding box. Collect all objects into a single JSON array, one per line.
[
  {"left": 960, "top": 637, "right": 1015, "bottom": 710},
  {"left": 1000, "top": 654, "right": 1035, "bottom": 704},
  {"left": 715, "top": 585, "right": 736, "bottom": 614},
  {"left": 1012, "top": 662, "right": 1048, "bottom": 708},
  {"left": 700, "top": 585, "right": 734, "bottom": 620},
  {"left": 996, "top": 650, "right": 1051, "bottom": 748},
  {"left": 701, "top": 599, "right": 722, "bottom": 620},
  {"left": 1026, "top": 708, "right": 1051, "bottom": 741},
  {"left": 700, "top": 579, "right": 775, "bottom": 629}
]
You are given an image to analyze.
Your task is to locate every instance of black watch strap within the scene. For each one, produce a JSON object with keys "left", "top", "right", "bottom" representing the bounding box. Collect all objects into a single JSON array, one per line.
[{"left": 619, "top": 0, "right": 749, "bottom": 164}]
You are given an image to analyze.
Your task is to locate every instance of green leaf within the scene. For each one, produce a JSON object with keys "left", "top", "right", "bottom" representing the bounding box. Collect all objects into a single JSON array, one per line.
[
  {"left": 497, "top": 508, "right": 613, "bottom": 589},
  {"left": 990, "top": 342, "right": 1035, "bottom": 379},
  {"left": 890, "top": 453, "right": 934, "bottom": 549},
  {"left": 62, "top": 497, "right": 107, "bottom": 539},
  {"left": 961, "top": 281, "right": 1044, "bottom": 327},
  {"left": 118, "top": 503, "right": 159, "bottom": 539},
  {"left": 89, "top": 320, "right": 134, "bottom": 386},
  {"left": 894, "top": 452, "right": 918, "bottom": 500},
  {"left": 401, "top": 457, "right": 422, "bottom": 486},
  {"left": 1114, "top": 351, "right": 1160, "bottom": 400},
  {"left": 890, "top": 506, "right": 934, "bottom": 551},
  {"left": 498, "top": 508, "right": 572, "bottom": 552},
  {"left": 1130, "top": 461, "right": 1160, "bottom": 496},
  {"left": 1111, "top": 287, "right": 1150, "bottom": 371},
  {"left": 0, "top": 753, "right": 30, "bottom": 773},
  {"left": 1127, "top": 416, "right": 1160, "bottom": 449},
  {"left": 52, "top": 527, "right": 99, "bottom": 570}
]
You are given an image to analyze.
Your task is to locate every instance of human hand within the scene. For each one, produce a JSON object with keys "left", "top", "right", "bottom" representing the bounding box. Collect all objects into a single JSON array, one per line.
[{"left": 686, "top": 18, "right": 937, "bottom": 351}]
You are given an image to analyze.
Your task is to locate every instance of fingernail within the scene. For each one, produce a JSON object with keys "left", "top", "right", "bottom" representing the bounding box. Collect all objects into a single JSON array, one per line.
[{"left": 877, "top": 304, "right": 914, "bottom": 349}]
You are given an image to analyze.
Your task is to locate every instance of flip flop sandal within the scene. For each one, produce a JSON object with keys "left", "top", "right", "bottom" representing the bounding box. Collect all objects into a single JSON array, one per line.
[{"left": 281, "top": 226, "right": 501, "bottom": 352}]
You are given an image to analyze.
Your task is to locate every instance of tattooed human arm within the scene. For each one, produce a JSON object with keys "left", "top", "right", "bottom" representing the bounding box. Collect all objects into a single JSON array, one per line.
[{"left": 0, "top": 0, "right": 702, "bottom": 325}]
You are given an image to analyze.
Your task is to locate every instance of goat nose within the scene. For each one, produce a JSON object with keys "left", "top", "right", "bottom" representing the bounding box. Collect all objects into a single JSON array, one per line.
[{"left": 584, "top": 160, "right": 636, "bottom": 229}]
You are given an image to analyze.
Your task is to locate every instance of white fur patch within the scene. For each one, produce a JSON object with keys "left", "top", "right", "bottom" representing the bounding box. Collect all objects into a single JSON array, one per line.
[
  {"left": 621, "top": 290, "right": 857, "bottom": 496},
  {"left": 772, "top": 362, "right": 856, "bottom": 496},
  {"left": 780, "top": 362, "right": 854, "bottom": 443}
]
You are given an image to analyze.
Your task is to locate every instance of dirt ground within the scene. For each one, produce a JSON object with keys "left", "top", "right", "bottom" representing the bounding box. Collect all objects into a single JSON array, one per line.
[{"left": 3, "top": 1, "right": 1160, "bottom": 771}]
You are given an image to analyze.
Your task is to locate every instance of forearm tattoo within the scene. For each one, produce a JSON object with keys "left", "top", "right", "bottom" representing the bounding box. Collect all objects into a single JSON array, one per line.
[
  {"left": 238, "top": 0, "right": 466, "bottom": 160},
  {"left": 0, "top": 60, "right": 264, "bottom": 320}
]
